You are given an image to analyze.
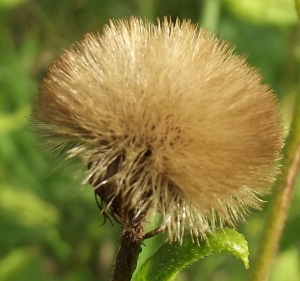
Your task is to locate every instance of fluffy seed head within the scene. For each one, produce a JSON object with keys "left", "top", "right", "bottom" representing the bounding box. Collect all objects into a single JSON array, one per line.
[{"left": 31, "top": 17, "right": 283, "bottom": 241}]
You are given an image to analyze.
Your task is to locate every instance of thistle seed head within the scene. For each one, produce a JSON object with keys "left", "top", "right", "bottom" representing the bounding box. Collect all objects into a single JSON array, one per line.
[{"left": 31, "top": 17, "right": 283, "bottom": 241}]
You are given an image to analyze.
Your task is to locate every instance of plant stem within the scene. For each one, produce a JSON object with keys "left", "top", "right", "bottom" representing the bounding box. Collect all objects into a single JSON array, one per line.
[
  {"left": 110, "top": 212, "right": 147, "bottom": 281},
  {"left": 249, "top": 144, "right": 300, "bottom": 281},
  {"left": 199, "top": 0, "right": 220, "bottom": 32},
  {"left": 249, "top": 28, "right": 300, "bottom": 280}
]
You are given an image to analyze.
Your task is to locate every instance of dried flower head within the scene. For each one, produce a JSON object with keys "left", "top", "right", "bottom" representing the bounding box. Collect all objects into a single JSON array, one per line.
[{"left": 31, "top": 17, "right": 283, "bottom": 241}]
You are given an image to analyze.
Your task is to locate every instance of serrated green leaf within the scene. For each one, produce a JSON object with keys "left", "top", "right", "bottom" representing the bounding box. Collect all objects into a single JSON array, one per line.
[{"left": 133, "top": 228, "right": 249, "bottom": 281}]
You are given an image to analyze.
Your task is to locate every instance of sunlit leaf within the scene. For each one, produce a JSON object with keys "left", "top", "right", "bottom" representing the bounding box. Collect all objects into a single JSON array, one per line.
[
  {"left": 0, "top": 0, "right": 29, "bottom": 8},
  {"left": 223, "top": 0, "right": 298, "bottom": 26},
  {"left": 0, "top": 184, "right": 59, "bottom": 229}
]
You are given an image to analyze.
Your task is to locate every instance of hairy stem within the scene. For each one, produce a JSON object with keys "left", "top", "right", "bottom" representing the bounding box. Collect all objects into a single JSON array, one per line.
[
  {"left": 249, "top": 27, "right": 300, "bottom": 281},
  {"left": 110, "top": 212, "right": 147, "bottom": 281}
]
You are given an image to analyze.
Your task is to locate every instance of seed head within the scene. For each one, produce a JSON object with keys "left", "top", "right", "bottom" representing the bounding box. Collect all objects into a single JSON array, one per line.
[{"left": 31, "top": 17, "right": 283, "bottom": 241}]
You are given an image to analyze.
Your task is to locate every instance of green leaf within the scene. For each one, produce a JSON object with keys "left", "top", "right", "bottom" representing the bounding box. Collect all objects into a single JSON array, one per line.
[
  {"left": 223, "top": 0, "right": 298, "bottom": 26},
  {"left": 133, "top": 228, "right": 249, "bottom": 281}
]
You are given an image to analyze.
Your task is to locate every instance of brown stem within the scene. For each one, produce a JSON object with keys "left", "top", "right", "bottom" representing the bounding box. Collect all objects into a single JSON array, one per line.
[
  {"left": 144, "top": 225, "right": 166, "bottom": 240},
  {"left": 249, "top": 143, "right": 300, "bottom": 281},
  {"left": 110, "top": 211, "right": 147, "bottom": 281},
  {"left": 249, "top": 25, "right": 300, "bottom": 281}
]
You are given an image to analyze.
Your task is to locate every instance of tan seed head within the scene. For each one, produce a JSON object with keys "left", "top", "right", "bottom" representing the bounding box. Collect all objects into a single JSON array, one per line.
[{"left": 31, "top": 17, "right": 283, "bottom": 241}]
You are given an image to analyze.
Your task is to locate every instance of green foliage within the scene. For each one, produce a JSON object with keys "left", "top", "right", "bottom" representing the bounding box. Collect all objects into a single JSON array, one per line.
[
  {"left": 134, "top": 229, "right": 249, "bottom": 281},
  {"left": 0, "top": 0, "right": 299, "bottom": 280},
  {"left": 0, "top": 0, "right": 28, "bottom": 9},
  {"left": 223, "top": 0, "right": 298, "bottom": 26}
]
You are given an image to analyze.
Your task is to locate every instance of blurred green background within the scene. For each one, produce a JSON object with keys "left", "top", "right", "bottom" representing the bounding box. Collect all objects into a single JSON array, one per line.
[{"left": 0, "top": 0, "right": 299, "bottom": 280}]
